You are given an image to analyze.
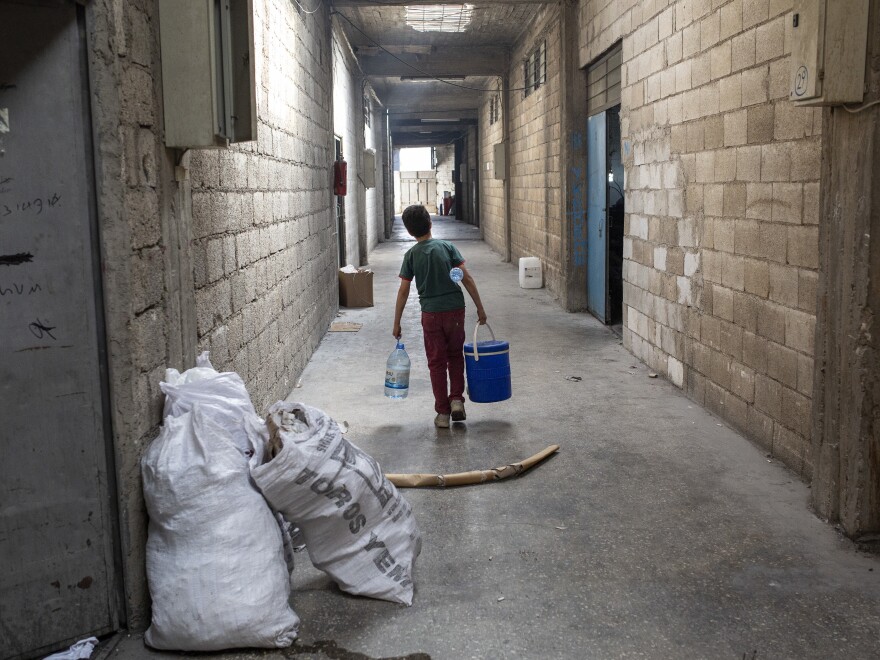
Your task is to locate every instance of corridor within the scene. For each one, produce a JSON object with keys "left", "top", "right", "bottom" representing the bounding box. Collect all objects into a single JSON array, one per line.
[
  {"left": 3, "top": 0, "right": 880, "bottom": 657},
  {"left": 108, "top": 216, "right": 880, "bottom": 659}
]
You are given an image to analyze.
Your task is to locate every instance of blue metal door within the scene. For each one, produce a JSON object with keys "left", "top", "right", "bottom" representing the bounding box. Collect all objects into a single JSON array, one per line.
[{"left": 587, "top": 112, "right": 607, "bottom": 321}]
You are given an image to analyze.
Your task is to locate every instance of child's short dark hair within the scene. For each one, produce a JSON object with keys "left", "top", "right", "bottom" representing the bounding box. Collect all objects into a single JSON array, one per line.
[{"left": 402, "top": 205, "right": 431, "bottom": 238}]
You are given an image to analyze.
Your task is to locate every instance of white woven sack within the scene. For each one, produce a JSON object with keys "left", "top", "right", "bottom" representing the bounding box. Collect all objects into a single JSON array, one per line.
[
  {"left": 252, "top": 402, "right": 422, "bottom": 605},
  {"left": 142, "top": 406, "right": 300, "bottom": 651},
  {"left": 160, "top": 352, "right": 268, "bottom": 467}
]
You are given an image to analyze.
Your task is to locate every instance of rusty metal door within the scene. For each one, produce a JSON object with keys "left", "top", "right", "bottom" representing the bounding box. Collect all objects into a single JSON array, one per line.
[{"left": 0, "top": 2, "right": 121, "bottom": 658}]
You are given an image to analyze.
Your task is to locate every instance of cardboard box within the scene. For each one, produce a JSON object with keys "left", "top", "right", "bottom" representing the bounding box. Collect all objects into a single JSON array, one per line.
[{"left": 338, "top": 268, "right": 374, "bottom": 307}]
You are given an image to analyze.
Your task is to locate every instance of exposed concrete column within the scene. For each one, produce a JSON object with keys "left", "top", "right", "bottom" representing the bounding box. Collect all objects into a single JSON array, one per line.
[
  {"left": 169, "top": 151, "right": 197, "bottom": 368},
  {"left": 558, "top": 0, "right": 587, "bottom": 312},
  {"left": 811, "top": 1, "right": 880, "bottom": 538},
  {"left": 502, "top": 74, "right": 512, "bottom": 263},
  {"left": 382, "top": 109, "right": 393, "bottom": 240},
  {"left": 356, "top": 77, "right": 368, "bottom": 265}
]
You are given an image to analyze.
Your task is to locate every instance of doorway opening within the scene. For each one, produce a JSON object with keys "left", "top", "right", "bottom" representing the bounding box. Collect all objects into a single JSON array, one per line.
[
  {"left": 394, "top": 146, "right": 448, "bottom": 215},
  {"left": 585, "top": 43, "right": 624, "bottom": 327},
  {"left": 607, "top": 106, "right": 624, "bottom": 327}
]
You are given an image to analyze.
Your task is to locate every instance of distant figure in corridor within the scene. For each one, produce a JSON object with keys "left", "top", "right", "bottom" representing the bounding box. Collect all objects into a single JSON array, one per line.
[{"left": 392, "top": 205, "right": 487, "bottom": 428}]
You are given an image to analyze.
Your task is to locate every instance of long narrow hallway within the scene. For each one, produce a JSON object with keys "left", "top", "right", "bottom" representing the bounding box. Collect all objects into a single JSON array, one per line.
[
  {"left": 275, "top": 219, "right": 878, "bottom": 657},
  {"left": 6, "top": 1, "right": 880, "bottom": 657},
  {"left": 95, "top": 217, "right": 879, "bottom": 659}
]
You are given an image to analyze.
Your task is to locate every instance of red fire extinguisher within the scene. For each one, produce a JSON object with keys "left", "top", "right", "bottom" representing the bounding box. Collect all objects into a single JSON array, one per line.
[{"left": 334, "top": 160, "right": 348, "bottom": 196}]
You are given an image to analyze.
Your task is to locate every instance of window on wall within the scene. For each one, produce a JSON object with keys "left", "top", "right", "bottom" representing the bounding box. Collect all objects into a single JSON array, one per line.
[
  {"left": 524, "top": 40, "right": 546, "bottom": 97},
  {"left": 587, "top": 42, "right": 622, "bottom": 115},
  {"left": 489, "top": 94, "right": 501, "bottom": 124},
  {"left": 364, "top": 93, "right": 371, "bottom": 127}
]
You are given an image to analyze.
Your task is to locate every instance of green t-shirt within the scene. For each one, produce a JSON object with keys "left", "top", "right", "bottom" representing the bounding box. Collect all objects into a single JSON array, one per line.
[{"left": 399, "top": 239, "right": 466, "bottom": 312}]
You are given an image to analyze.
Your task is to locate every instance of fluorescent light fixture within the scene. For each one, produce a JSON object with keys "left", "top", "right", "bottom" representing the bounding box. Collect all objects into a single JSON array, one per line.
[
  {"left": 400, "top": 75, "right": 466, "bottom": 82},
  {"left": 421, "top": 118, "right": 459, "bottom": 122},
  {"left": 406, "top": 4, "right": 474, "bottom": 33}
]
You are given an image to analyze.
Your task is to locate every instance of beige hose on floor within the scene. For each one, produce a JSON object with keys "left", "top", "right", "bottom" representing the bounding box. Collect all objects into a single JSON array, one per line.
[{"left": 385, "top": 444, "right": 560, "bottom": 488}]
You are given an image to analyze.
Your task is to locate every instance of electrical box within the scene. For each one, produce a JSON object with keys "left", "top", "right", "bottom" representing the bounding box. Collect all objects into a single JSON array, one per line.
[
  {"left": 159, "top": 0, "right": 257, "bottom": 147},
  {"left": 459, "top": 163, "right": 467, "bottom": 183},
  {"left": 493, "top": 142, "right": 507, "bottom": 180},
  {"left": 363, "top": 149, "right": 376, "bottom": 188},
  {"left": 790, "top": 0, "right": 869, "bottom": 106}
]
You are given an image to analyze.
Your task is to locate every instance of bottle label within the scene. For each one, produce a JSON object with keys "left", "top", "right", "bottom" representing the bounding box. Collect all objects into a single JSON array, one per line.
[{"left": 385, "top": 368, "right": 410, "bottom": 389}]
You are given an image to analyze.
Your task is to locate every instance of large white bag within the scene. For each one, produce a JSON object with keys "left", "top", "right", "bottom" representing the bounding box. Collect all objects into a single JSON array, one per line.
[
  {"left": 160, "top": 352, "right": 268, "bottom": 466},
  {"left": 159, "top": 353, "right": 298, "bottom": 571},
  {"left": 141, "top": 406, "right": 300, "bottom": 651},
  {"left": 252, "top": 402, "right": 422, "bottom": 605}
]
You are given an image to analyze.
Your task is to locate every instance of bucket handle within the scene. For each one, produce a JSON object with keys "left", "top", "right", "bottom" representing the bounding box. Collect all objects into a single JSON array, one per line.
[{"left": 472, "top": 322, "right": 496, "bottom": 362}]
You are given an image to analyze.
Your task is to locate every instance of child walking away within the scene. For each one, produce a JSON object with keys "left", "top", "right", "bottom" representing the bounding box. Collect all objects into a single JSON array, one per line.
[{"left": 392, "top": 205, "right": 487, "bottom": 428}]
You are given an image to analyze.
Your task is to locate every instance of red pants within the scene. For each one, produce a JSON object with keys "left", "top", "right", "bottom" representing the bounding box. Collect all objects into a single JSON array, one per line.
[{"left": 421, "top": 308, "right": 466, "bottom": 414}]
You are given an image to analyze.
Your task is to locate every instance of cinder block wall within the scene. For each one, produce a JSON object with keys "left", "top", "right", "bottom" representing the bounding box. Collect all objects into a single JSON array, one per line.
[
  {"left": 189, "top": 0, "right": 337, "bottom": 413},
  {"left": 88, "top": 0, "right": 341, "bottom": 627},
  {"left": 479, "top": 85, "right": 505, "bottom": 251},
  {"left": 436, "top": 145, "right": 455, "bottom": 208},
  {"left": 579, "top": 0, "right": 821, "bottom": 475},
  {"left": 508, "top": 5, "right": 564, "bottom": 296},
  {"left": 87, "top": 0, "right": 187, "bottom": 628}
]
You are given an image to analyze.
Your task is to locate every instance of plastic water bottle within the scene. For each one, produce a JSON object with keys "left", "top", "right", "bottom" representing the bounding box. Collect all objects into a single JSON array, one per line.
[
  {"left": 385, "top": 342, "right": 410, "bottom": 399},
  {"left": 450, "top": 267, "right": 463, "bottom": 283}
]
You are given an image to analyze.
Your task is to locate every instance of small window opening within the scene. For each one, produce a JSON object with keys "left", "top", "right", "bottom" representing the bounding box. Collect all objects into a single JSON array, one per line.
[{"left": 524, "top": 40, "right": 546, "bottom": 97}]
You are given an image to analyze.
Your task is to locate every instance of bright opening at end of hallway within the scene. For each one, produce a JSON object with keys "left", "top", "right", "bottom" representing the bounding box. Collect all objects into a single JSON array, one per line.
[{"left": 398, "top": 147, "right": 433, "bottom": 171}]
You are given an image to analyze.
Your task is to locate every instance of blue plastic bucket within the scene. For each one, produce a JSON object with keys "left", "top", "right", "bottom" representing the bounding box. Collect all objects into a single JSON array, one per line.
[{"left": 463, "top": 323, "right": 511, "bottom": 403}]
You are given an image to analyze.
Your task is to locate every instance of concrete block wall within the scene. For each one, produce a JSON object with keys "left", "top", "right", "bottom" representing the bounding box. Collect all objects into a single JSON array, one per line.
[
  {"left": 479, "top": 86, "right": 505, "bottom": 252},
  {"left": 436, "top": 144, "right": 455, "bottom": 209},
  {"left": 579, "top": 0, "right": 821, "bottom": 476},
  {"left": 189, "top": 0, "right": 337, "bottom": 414},
  {"left": 86, "top": 0, "right": 340, "bottom": 627},
  {"left": 86, "top": 0, "right": 199, "bottom": 628},
  {"left": 508, "top": 4, "right": 564, "bottom": 296}
]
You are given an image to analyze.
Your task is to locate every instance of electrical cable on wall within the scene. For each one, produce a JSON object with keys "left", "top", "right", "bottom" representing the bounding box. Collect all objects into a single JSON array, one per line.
[
  {"left": 841, "top": 99, "right": 880, "bottom": 114},
  {"left": 332, "top": 9, "right": 531, "bottom": 94},
  {"left": 292, "top": 0, "right": 325, "bottom": 15}
]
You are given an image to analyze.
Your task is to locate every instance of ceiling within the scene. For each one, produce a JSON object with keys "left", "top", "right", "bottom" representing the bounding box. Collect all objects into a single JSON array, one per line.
[{"left": 330, "top": 0, "right": 551, "bottom": 145}]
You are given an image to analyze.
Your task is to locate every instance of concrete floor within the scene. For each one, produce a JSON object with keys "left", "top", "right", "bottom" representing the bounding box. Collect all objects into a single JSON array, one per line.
[{"left": 101, "top": 216, "right": 879, "bottom": 660}]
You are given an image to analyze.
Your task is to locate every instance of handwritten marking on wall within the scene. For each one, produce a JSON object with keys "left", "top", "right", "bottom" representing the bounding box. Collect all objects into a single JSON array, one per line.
[
  {"left": 28, "top": 318, "right": 56, "bottom": 340},
  {"left": 0, "top": 253, "right": 33, "bottom": 266},
  {"left": 14, "top": 345, "right": 73, "bottom": 353},
  {"left": 2, "top": 193, "right": 61, "bottom": 217},
  {"left": 0, "top": 108, "right": 8, "bottom": 134},
  {"left": 0, "top": 281, "right": 42, "bottom": 296}
]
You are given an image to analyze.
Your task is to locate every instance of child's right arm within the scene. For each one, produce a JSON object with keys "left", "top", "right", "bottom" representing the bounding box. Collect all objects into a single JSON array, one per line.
[
  {"left": 392, "top": 279, "right": 410, "bottom": 339},
  {"left": 459, "top": 266, "right": 487, "bottom": 325}
]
